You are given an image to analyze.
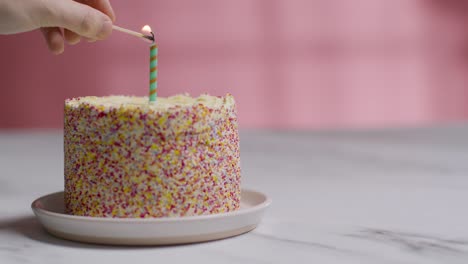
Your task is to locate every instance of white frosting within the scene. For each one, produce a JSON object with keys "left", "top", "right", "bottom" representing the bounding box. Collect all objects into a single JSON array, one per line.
[{"left": 66, "top": 94, "right": 233, "bottom": 111}]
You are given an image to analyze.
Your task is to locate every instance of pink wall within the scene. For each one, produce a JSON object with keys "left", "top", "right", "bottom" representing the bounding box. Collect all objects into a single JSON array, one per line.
[{"left": 1, "top": 0, "right": 468, "bottom": 129}]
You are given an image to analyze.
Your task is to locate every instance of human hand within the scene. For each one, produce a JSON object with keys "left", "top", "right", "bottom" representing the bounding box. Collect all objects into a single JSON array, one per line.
[{"left": 0, "top": 0, "right": 116, "bottom": 54}]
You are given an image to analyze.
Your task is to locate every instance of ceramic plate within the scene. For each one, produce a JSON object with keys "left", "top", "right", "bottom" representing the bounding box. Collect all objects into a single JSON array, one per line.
[{"left": 31, "top": 189, "right": 271, "bottom": 245}]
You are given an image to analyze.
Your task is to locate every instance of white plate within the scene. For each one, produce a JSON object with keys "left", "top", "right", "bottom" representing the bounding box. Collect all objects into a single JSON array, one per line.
[{"left": 31, "top": 189, "right": 271, "bottom": 245}]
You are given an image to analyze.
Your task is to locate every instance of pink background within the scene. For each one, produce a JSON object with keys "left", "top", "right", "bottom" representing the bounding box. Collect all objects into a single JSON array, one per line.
[{"left": 1, "top": 0, "right": 468, "bottom": 129}]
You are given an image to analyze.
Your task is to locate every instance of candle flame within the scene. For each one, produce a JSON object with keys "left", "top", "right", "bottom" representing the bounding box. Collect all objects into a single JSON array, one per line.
[{"left": 141, "top": 25, "right": 152, "bottom": 34}]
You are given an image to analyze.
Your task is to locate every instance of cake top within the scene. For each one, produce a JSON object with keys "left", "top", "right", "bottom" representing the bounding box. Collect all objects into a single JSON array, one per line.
[{"left": 66, "top": 94, "right": 234, "bottom": 111}]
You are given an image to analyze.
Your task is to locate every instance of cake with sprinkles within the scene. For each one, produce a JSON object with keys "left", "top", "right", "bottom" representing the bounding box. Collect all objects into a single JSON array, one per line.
[{"left": 64, "top": 94, "right": 241, "bottom": 218}]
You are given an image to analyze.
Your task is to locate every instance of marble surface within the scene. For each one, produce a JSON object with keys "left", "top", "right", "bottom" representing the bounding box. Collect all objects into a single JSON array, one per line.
[{"left": 1, "top": 125, "right": 468, "bottom": 263}]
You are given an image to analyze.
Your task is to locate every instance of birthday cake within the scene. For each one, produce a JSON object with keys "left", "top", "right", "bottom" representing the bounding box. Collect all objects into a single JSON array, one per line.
[{"left": 64, "top": 94, "right": 241, "bottom": 218}]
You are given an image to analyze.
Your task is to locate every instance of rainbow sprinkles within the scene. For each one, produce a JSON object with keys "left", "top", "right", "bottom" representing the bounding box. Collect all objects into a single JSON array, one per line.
[{"left": 64, "top": 94, "right": 241, "bottom": 218}]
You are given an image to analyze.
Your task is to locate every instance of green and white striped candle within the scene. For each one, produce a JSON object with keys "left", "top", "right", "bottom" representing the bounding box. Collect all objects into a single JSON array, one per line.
[
  {"left": 149, "top": 43, "right": 158, "bottom": 102},
  {"left": 141, "top": 25, "right": 158, "bottom": 103}
]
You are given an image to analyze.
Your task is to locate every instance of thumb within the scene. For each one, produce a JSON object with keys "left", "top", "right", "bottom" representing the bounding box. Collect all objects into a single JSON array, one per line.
[{"left": 38, "top": 0, "right": 113, "bottom": 40}]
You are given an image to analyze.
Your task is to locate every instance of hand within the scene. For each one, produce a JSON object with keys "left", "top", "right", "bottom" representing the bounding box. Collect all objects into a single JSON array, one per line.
[{"left": 0, "top": 0, "right": 116, "bottom": 54}]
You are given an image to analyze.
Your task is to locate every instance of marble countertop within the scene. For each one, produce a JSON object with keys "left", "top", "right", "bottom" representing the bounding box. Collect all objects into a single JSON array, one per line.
[{"left": 1, "top": 125, "right": 468, "bottom": 263}]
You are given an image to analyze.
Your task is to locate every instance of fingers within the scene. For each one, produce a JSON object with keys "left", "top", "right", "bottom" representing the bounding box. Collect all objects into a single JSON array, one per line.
[
  {"left": 38, "top": 0, "right": 113, "bottom": 40},
  {"left": 41, "top": 27, "right": 65, "bottom": 55},
  {"left": 60, "top": 1, "right": 116, "bottom": 45},
  {"left": 37, "top": 0, "right": 116, "bottom": 54}
]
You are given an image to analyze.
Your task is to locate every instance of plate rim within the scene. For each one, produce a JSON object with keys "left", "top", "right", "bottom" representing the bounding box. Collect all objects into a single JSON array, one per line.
[{"left": 31, "top": 188, "right": 272, "bottom": 223}]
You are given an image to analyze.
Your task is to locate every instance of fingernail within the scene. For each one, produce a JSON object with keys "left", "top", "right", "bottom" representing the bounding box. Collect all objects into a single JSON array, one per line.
[
  {"left": 110, "top": 9, "right": 116, "bottom": 22},
  {"left": 97, "top": 20, "right": 113, "bottom": 40},
  {"left": 69, "top": 38, "right": 81, "bottom": 45},
  {"left": 52, "top": 47, "right": 64, "bottom": 55}
]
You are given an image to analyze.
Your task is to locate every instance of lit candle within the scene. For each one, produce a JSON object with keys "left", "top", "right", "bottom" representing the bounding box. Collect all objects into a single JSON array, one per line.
[{"left": 142, "top": 25, "right": 158, "bottom": 103}]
